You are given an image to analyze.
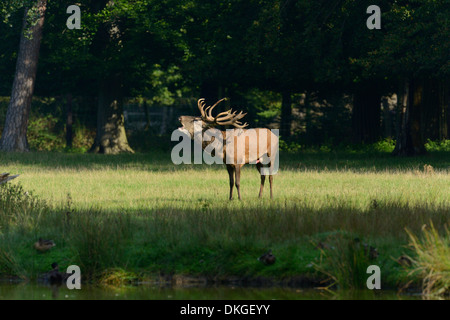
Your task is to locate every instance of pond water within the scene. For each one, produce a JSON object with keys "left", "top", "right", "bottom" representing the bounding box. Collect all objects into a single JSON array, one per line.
[{"left": 0, "top": 281, "right": 422, "bottom": 300}]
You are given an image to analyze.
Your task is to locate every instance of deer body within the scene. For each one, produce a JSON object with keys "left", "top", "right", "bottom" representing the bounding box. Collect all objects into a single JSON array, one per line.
[{"left": 179, "top": 98, "right": 278, "bottom": 200}]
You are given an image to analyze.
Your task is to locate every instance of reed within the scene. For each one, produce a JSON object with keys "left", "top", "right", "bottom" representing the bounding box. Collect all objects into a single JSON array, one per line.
[{"left": 407, "top": 223, "right": 450, "bottom": 297}]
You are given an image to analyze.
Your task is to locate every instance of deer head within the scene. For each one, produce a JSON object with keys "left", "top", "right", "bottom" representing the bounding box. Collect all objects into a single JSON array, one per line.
[{"left": 178, "top": 98, "right": 248, "bottom": 139}]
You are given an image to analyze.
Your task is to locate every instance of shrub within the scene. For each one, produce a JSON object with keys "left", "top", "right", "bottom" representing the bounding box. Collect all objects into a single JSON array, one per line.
[
  {"left": 27, "top": 114, "right": 64, "bottom": 151},
  {"left": 371, "top": 139, "right": 396, "bottom": 153},
  {"left": 425, "top": 139, "right": 450, "bottom": 152},
  {"left": 279, "top": 139, "right": 302, "bottom": 153},
  {"left": 0, "top": 183, "right": 44, "bottom": 220}
]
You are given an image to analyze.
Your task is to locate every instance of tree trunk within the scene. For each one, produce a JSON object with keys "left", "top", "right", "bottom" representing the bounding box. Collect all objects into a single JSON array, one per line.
[
  {"left": 381, "top": 95, "right": 395, "bottom": 139},
  {"left": 393, "top": 79, "right": 426, "bottom": 156},
  {"left": 143, "top": 99, "right": 151, "bottom": 131},
  {"left": 0, "top": 1, "right": 47, "bottom": 152},
  {"left": 89, "top": 0, "right": 133, "bottom": 154},
  {"left": 280, "top": 91, "right": 292, "bottom": 138},
  {"left": 439, "top": 79, "right": 449, "bottom": 140},
  {"left": 393, "top": 79, "right": 409, "bottom": 155},
  {"left": 66, "top": 94, "right": 73, "bottom": 149},
  {"left": 422, "top": 78, "right": 440, "bottom": 141},
  {"left": 409, "top": 79, "right": 427, "bottom": 154},
  {"left": 447, "top": 80, "right": 450, "bottom": 140},
  {"left": 352, "top": 84, "right": 381, "bottom": 144},
  {"left": 160, "top": 106, "right": 168, "bottom": 135},
  {"left": 90, "top": 77, "right": 134, "bottom": 154}
]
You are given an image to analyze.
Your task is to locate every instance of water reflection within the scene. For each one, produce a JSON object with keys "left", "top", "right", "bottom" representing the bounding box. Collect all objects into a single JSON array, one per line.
[{"left": 0, "top": 281, "right": 422, "bottom": 300}]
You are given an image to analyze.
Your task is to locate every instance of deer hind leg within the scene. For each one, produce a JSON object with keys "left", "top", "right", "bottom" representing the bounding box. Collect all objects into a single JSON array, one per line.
[
  {"left": 256, "top": 162, "right": 266, "bottom": 198},
  {"left": 227, "top": 165, "right": 235, "bottom": 200},
  {"left": 269, "top": 174, "right": 273, "bottom": 199},
  {"left": 267, "top": 157, "right": 274, "bottom": 199},
  {"left": 267, "top": 149, "right": 277, "bottom": 199}
]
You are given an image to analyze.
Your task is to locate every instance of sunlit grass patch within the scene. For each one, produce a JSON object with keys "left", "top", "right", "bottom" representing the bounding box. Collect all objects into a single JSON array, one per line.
[{"left": 99, "top": 268, "right": 140, "bottom": 287}]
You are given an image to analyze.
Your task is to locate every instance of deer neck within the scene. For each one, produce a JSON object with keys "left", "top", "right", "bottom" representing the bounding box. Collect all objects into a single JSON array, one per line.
[{"left": 193, "top": 127, "right": 226, "bottom": 158}]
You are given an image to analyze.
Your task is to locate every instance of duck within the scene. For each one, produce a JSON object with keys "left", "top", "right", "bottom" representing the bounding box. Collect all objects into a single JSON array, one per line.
[
  {"left": 38, "top": 262, "right": 69, "bottom": 286},
  {"left": 34, "top": 238, "right": 56, "bottom": 252},
  {"left": 315, "top": 241, "right": 333, "bottom": 250},
  {"left": 353, "top": 238, "right": 379, "bottom": 260},
  {"left": 48, "top": 262, "right": 70, "bottom": 285},
  {"left": 259, "top": 250, "right": 276, "bottom": 265},
  {"left": 364, "top": 244, "right": 379, "bottom": 260}
]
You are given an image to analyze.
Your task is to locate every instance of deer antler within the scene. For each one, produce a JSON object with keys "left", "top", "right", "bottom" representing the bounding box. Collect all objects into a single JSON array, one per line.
[
  {"left": 197, "top": 98, "right": 248, "bottom": 128},
  {"left": 215, "top": 110, "right": 248, "bottom": 128}
]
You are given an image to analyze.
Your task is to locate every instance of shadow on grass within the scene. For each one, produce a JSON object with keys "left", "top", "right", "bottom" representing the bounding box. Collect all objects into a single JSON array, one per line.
[
  {"left": 1, "top": 192, "right": 449, "bottom": 283},
  {"left": 0, "top": 150, "right": 449, "bottom": 172}
]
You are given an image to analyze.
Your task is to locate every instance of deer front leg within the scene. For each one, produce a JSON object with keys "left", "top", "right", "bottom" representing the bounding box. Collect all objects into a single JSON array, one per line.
[
  {"left": 227, "top": 165, "right": 235, "bottom": 200},
  {"left": 235, "top": 165, "right": 242, "bottom": 200},
  {"left": 256, "top": 162, "right": 266, "bottom": 198}
]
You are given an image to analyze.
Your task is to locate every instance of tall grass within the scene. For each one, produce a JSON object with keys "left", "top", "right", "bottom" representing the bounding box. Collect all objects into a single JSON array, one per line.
[
  {"left": 68, "top": 210, "right": 133, "bottom": 277},
  {"left": 313, "top": 235, "right": 376, "bottom": 290},
  {"left": 0, "top": 183, "right": 47, "bottom": 278},
  {"left": 407, "top": 223, "right": 450, "bottom": 297}
]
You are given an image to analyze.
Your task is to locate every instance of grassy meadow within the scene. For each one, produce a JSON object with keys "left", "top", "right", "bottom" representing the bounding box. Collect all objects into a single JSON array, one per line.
[{"left": 0, "top": 150, "right": 449, "bottom": 293}]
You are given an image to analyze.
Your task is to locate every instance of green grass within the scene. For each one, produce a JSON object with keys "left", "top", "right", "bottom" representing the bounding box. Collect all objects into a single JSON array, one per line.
[
  {"left": 1, "top": 151, "right": 448, "bottom": 210},
  {"left": 0, "top": 150, "right": 449, "bottom": 290}
]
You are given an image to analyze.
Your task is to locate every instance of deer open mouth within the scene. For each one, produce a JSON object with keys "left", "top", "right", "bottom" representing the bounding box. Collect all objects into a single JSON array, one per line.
[{"left": 178, "top": 117, "right": 184, "bottom": 130}]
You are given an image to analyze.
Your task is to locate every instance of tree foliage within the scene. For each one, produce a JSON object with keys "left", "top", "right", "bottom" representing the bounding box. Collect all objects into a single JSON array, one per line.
[{"left": 0, "top": 0, "right": 448, "bottom": 152}]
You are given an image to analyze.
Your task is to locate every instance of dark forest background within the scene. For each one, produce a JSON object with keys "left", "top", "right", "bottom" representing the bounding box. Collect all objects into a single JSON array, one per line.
[{"left": 0, "top": 0, "right": 448, "bottom": 154}]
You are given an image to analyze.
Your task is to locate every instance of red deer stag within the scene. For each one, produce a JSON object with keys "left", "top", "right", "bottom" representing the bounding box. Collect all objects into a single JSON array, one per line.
[{"left": 178, "top": 98, "right": 278, "bottom": 200}]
